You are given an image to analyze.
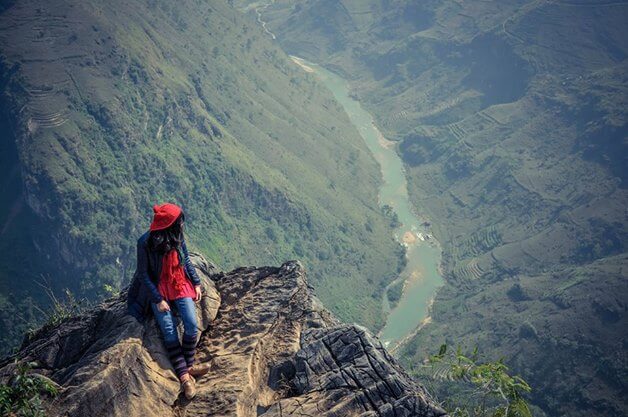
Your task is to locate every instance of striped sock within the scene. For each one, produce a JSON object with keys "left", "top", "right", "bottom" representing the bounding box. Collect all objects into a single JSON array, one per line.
[
  {"left": 182, "top": 333, "right": 198, "bottom": 368},
  {"left": 165, "top": 339, "right": 188, "bottom": 379}
]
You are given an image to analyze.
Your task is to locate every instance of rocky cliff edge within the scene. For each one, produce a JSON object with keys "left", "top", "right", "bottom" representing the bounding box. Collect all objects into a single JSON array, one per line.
[{"left": 0, "top": 253, "right": 446, "bottom": 417}]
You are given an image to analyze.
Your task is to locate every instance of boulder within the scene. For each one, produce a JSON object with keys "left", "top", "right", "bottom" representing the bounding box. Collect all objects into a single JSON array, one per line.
[{"left": 0, "top": 255, "right": 446, "bottom": 417}]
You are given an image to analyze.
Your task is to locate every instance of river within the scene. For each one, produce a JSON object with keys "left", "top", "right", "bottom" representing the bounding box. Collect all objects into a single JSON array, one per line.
[{"left": 290, "top": 56, "right": 445, "bottom": 351}]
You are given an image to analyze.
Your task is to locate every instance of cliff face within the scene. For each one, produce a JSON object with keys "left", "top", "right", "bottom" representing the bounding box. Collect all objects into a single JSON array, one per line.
[{"left": 0, "top": 253, "right": 445, "bottom": 417}]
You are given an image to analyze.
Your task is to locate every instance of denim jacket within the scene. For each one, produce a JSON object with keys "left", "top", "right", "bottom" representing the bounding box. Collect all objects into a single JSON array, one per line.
[{"left": 127, "top": 231, "right": 201, "bottom": 322}]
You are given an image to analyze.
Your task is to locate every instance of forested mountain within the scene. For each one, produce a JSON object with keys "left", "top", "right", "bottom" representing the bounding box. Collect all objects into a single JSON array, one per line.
[
  {"left": 237, "top": 1, "right": 628, "bottom": 416},
  {"left": 0, "top": 0, "right": 405, "bottom": 355}
]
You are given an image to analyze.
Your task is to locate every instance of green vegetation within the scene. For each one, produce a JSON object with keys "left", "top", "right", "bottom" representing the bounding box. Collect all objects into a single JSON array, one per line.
[
  {"left": 0, "top": 360, "right": 58, "bottom": 417},
  {"left": 386, "top": 279, "right": 403, "bottom": 310},
  {"left": 415, "top": 345, "right": 532, "bottom": 417},
  {"left": 25, "top": 288, "right": 89, "bottom": 344},
  {"left": 244, "top": 1, "right": 628, "bottom": 416},
  {"left": 0, "top": 0, "right": 404, "bottom": 355},
  {"left": 381, "top": 204, "right": 401, "bottom": 228}
]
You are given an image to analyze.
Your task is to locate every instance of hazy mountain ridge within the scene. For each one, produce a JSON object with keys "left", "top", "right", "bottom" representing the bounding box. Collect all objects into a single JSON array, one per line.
[
  {"left": 238, "top": 1, "right": 628, "bottom": 416},
  {"left": 0, "top": 0, "right": 405, "bottom": 355}
]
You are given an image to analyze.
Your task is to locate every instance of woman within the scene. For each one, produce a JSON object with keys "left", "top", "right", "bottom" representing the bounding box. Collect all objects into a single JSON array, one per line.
[{"left": 129, "top": 202, "right": 210, "bottom": 399}]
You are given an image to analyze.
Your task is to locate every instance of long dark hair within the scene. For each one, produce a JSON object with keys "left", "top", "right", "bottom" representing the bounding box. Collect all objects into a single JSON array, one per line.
[{"left": 148, "top": 212, "right": 185, "bottom": 264}]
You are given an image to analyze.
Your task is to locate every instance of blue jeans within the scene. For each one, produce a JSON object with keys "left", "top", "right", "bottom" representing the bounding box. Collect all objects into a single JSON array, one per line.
[{"left": 151, "top": 297, "right": 199, "bottom": 343}]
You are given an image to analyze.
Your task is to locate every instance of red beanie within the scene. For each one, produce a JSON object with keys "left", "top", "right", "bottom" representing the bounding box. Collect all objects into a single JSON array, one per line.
[{"left": 150, "top": 203, "right": 183, "bottom": 231}]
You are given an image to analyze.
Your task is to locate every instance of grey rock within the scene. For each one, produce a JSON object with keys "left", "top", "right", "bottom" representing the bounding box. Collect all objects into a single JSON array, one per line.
[
  {"left": 0, "top": 256, "right": 446, "bottom": 417},
  {"left": 261, "top": 324, "right": 446, "bottom": 417}
]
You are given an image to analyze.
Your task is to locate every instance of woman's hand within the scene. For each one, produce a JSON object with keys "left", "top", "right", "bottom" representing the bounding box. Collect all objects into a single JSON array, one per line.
[
  {"left": 194, "top": 285, "right": 202, "bottom": 303},
  {"left": 157, "top": 300, "right": 170, "bottom": 312}
]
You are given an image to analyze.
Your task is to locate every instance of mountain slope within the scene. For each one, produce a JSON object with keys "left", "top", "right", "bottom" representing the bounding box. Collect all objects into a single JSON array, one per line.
[
  {"left": 0, "top": 0, "right": 404, "bottom": 355},
  {"left": 239, "top": 1, "right": 628, "bottom": 416},
  {"left": 0, "top": 254, "right": 446, "bottom": 417}
]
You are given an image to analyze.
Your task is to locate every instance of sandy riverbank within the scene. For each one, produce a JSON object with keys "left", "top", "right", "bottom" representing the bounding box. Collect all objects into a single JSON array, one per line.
[
  {"left": 372, "top": 121, "right": 396, "bottom": 150},
  {"left": 289, "top": 56, "right": 314, "bottom": 72}
]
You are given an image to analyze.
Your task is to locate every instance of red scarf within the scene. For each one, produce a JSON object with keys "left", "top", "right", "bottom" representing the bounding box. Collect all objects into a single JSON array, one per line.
[{"left": 159, "top": 249, "right": 187, "bottom": 296}]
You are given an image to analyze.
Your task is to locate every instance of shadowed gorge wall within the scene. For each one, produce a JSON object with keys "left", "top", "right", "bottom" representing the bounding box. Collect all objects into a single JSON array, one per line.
[{"left": 236, "top": 0, "right": 628, "bottom": 416}]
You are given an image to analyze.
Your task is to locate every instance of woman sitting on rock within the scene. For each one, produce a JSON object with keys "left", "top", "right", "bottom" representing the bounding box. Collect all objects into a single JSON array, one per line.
[{"left": 128, "top": 202, "right": 210, "bottom": 399}]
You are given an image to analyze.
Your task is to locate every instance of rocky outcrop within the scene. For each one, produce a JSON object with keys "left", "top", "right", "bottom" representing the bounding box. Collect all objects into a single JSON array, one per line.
[
  {"left": 0, "top": 254, "right": 445, "bottom": 417},
  {"left": 263, "top": 325, "right": 446, "bottom": 417}
]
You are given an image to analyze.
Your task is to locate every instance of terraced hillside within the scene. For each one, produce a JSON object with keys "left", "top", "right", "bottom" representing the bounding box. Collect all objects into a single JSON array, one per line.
[
  {"left": 0, "top": 0, "right": 405, "bottom": 355},
  {"left": 239, "top": 1, "right": 628, "bottom": 416}
]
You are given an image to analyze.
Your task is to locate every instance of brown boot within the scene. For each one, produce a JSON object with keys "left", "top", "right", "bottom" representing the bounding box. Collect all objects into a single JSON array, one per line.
[
  {"left": 188, "top": 363, "right": 210, "bottom": 378},
  {"left": 181, "top": 374, "right": 196, "bottom": 399}
]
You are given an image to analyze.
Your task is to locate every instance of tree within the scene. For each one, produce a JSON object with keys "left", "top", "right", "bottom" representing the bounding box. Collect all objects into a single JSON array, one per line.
[
  {"left": 414, "top": 345, "right": 533, "bottom": 417},
  {"left": 0, "top": 360, "right": 58, "bottom": 417}
]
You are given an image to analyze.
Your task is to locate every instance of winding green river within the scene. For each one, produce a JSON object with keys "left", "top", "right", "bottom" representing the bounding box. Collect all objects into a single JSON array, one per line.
[{"left": 291, "top": 56, "right": 444, "bottom": 350}]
